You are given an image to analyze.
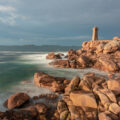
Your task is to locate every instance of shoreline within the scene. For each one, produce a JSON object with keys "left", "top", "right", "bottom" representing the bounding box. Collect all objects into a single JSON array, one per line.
[
  {"left": 0, "top": 70, "right": 120, "bottom": 120},
  {"left": 1, "top": 38, "right": 120, "bottom": 119}
]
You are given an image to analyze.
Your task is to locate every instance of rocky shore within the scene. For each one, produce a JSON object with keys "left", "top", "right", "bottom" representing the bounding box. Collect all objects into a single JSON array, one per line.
[
  {"left": 0, "top": 71, "right": 120, "bottom": 120},
  {"left": 47, "top": 38, "right": 120, "bottom": 73},
  {"left": 1, "top": 37, "right": 120, "bottom": 119}
]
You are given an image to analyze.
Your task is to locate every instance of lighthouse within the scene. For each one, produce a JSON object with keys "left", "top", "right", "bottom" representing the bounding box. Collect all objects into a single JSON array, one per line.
[{"left": 92, "top": 27, "right": 98, "bottom": 41}]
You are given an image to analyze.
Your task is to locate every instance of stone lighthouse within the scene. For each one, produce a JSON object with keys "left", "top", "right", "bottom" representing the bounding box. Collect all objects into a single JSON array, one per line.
[{"left": 92, "top": 26, "right": 98, "bottom": 41}]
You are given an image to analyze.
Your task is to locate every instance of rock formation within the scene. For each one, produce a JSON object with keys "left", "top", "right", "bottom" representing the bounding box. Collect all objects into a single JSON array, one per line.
[
  {"left": 1, "top": 72, "right": 120, "bottom": 119},
  {"left": 47, "top": 39, "right": 120, "bottom": 72}
]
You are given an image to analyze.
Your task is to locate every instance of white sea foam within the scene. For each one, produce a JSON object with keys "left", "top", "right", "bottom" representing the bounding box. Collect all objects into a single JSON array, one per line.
[{"left": 17, "top": 53, "right": 51, "bottom": 64}]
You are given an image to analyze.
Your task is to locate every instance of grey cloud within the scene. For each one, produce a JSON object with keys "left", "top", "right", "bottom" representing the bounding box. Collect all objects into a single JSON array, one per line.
[{"left": 0, "top": 0, "right": 120, "bottom": 45}]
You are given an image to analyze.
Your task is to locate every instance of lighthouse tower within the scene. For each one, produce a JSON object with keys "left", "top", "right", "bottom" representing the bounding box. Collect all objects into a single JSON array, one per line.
[{"left": 92, "top": 27, "right": 98, "bottom": 41}]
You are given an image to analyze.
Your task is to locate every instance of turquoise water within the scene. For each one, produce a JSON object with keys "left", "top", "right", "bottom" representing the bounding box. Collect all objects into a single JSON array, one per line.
[{"left": 0, "top": 52, "right": 41, "bottom": 91}]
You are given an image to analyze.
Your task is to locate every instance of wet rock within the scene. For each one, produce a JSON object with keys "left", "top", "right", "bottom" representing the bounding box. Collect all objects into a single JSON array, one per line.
[
  {"left": 50, "top": 60, "right": 70, "bottom": 68},
  {"left": 5, "top": 93, "right": 30, "bottom": 109},
  {"left": 34, "top": 72, "right": 65, "bottom": 92},
  {"left": 34, "top": 72, "right": 55, "bottom": 87},
  {"left": 46, "top": 52, "right": 62, "bottom": 59},
  {"left": 70, "top": 90, "right": 97, "bottom": 109}
]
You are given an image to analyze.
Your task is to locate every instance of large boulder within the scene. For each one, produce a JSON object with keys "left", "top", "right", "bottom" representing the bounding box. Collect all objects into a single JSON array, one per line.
[
  {"left": 34, "top": 72, "right": 65, "bottom": 92},
  {"left": 98, "top": 56, "right": 119, "bottom": 72},
  {"left": 5, "top": 93, "right": 30, "bottom": 109},
  {"left": 70, "top": 90, "right": 97, "bottom": 109},
  {"left": 103, "top": 40, "right": 120, "bottom": 54},
  {"left": 49, "top": 60, "right": 70, "bottom": 68},
  {"left": 34, "top": 72, "right": 55, "bottom": 87},
  {"left": 107, "top": 79, "right": 120, "bottom": 95}
]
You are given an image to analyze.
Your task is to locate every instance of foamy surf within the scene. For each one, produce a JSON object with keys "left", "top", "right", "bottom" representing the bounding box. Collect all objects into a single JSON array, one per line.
[{"left": 0, "top": 51, "right": 108, "bottom": 112}]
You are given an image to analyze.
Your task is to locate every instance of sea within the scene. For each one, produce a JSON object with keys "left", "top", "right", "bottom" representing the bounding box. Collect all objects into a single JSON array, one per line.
[{"left": 0, "top": 45, "right": 107, "bottom": 111}]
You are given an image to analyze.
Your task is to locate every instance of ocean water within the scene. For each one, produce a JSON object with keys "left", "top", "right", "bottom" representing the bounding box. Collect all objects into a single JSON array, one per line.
[{"left": 0, "top": 49, "right": 108, "bottom": 111}]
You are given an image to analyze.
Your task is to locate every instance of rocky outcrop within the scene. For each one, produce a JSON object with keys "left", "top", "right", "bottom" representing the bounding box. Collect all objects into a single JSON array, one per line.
[
  {"left": 98, "top": 56, "right": 119, "bottom": 72},
  {"left": 2, "top": 72, "right": 120, "bottom": 120},
  {"left": 46, "top": 52, "right": 63, "bottom": 59},
  {"left": 47, "top": 39, "right": 120, "bottom": 72},
  {"left": 34, "top": 72, "right": 68, "bottom": 92},
  {"left": 49, "top": 60, "right": 70, "bottom": 68},
  {"left": 62, "top": 72, "right": 120, "bottom": 120},
  {"left": 103, "top": 40, "right": 120, "bottom": 54}
]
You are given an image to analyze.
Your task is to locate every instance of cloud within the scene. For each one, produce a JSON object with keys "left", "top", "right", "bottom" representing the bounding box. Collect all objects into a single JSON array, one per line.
[
  {"left": 0, "top": 5, "right": 26, "bottom": 26},
  {"left": 0, "top": 0, "right": 120, "bottom": 45},
  {"left": 0, "top": 5, "right": 15, "bottom": 12}
]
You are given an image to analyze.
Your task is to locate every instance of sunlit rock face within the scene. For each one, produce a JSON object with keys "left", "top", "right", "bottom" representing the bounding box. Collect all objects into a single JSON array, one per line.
[{"left": 48, "top": 39, "right": 120, "bottom": 73}]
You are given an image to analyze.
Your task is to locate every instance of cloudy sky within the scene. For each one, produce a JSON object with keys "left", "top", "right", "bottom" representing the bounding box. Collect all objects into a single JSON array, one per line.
[{"left": 0, "top": 0, "right": 120, "bottom": 46}]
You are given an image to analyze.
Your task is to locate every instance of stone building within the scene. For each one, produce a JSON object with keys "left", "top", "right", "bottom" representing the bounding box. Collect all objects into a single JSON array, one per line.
[{"left": 92, "top": 27, "right": 98, "bottom": 41}]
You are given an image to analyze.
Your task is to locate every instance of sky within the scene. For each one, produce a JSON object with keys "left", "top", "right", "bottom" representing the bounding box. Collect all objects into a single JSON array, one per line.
[{"left": 0, "top": 0, "right": 120, "bottom": 46}]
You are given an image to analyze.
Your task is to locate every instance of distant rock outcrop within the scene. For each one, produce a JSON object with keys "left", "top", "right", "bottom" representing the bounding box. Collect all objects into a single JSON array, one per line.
[{"left": 47, "top": 39, "right": 120, "bottom": 72}]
